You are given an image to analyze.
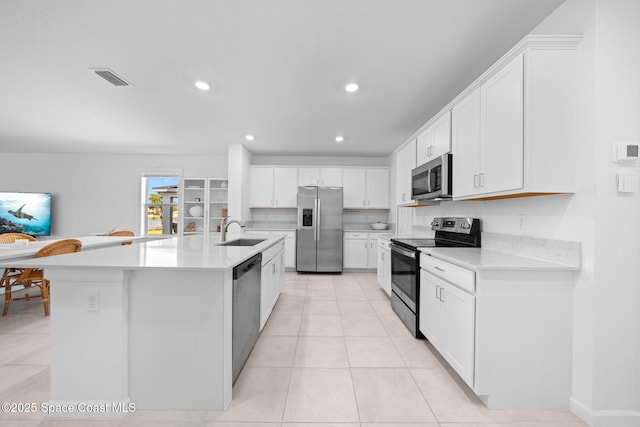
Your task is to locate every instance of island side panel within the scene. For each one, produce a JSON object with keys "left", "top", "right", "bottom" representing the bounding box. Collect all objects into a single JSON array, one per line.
[
  {"left": 127, "top": 268, "right": 232, "bottom": 410},
  {"left": 48, "top": 268, "right": 130, "bottom": 408}
]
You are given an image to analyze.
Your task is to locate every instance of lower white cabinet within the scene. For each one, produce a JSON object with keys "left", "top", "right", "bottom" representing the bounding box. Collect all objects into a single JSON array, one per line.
[
  {"left": 259, "top": 239, "right": 285, "bottom": 331},
  {"left": 344, "top": 232, "right": 379, "bottom": 269},
  {"left": 376, "top": 238, "right": 391, "bottom": 296},
  {"left": 245, "top": 230, "right": 295, "bottom": 269},
  {"left": 419, "top": 251, "right": 574, "bottom": 409},
  {"left": 420, "top": 267, "right": 475, "bottom": 387}
]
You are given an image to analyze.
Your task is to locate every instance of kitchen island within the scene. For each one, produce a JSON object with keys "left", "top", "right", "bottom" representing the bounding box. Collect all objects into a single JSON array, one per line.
[{"left": 4, "top": 233, "right": 285, "bottom": 417}]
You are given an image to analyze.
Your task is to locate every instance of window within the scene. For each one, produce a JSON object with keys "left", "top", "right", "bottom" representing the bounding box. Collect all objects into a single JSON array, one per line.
[{"left": 140, "top": 171, "right": 181, "bottom": 236}]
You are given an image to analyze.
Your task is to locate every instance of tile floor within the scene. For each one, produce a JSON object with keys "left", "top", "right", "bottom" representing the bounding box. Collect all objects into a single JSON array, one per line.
[{"left": 0, "top": 272, "right": 587, "bottom": 427}]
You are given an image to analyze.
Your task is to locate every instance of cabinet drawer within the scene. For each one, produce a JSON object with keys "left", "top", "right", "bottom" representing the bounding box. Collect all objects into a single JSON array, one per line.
[
  {"left": 420, "top": 255, "right": 475, "bottom": 293},
  {"left": 344, "top": 232, "right": 368, "bottom": 239},
  {"left": 262, "top": 240, "right": 285, "bottom": 266}
]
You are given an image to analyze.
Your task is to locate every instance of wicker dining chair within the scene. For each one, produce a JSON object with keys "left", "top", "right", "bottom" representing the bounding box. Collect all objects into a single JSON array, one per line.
[
  {"left": 0, "top": 233, "right": 38, "bottom": 290},
  {"left": 107, "top": 229, "right": 135, "bottom": 245},
  {"left": 1, "top": 238, "right": 82, "bottom": 316},
  {"left": 0, "top": 233, "right": 36, "bottom": 244}
]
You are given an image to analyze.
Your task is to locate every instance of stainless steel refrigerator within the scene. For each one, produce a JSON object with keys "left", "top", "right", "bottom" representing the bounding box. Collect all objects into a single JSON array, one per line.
[{"left": 296, "top": 186, "right": 343, "bottom": 272}]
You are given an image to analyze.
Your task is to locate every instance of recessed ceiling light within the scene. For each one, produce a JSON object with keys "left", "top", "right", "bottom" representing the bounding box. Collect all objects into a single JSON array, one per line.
[
  {"left": 245, "top": 134, "right": 255, "bottom": 141},
  {"left": 335, "top": 136, "right": 345, "bottom": 143},
  {"left": 194, "top": 81, "right": 210, "bottom": 91},
  {"left": 344, "top": 83, "right": 359, "bottom": 93}
]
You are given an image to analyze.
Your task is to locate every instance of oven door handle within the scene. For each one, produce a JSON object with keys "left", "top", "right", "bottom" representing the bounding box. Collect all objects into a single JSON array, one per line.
[{"left": 391, "top": 244, "right": 416, "bottom": 259}]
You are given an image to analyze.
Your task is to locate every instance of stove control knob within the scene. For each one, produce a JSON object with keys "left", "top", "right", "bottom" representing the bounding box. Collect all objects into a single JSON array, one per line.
[{"left": 431, "top": 220, "right": 440, "bottom": 227}]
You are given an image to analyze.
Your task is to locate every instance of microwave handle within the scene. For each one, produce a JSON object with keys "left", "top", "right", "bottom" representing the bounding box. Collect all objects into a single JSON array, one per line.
[{"left": 426, "top": 169, "right": 432, "bottom": 193}]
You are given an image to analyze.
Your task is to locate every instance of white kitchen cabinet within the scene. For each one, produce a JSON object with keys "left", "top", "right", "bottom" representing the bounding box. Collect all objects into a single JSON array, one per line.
[
  {"left": 420, "top": 250, "right": 574, "bottom": 409},
  {"left": 245, "top": 229, "right": 296, "bottom": 269},
  {"left": 298, "top": 167, "right": 343, "bottom": 187},
  {"left": 452, "top": 54, "right": 523, "bottom": 198},
  {"left": 343, "top": 233, "right": 368, "bottom": 269},
  {"left": 179, "top": 177, "right": 228, "bottom": 235},
  {"left": 342, "top": 168, "right": 366, "bottom": 208},
  {"left": 416, "top": 110, "right": 451, "bottom": 165},
  {"left": 283, "top": 233, "right": 295, "bottom": 269},
  {"left": 249, "top": 167, "right": 298, "bottom": 208},
  {"left": 420, "top": 263, "right": 475, "bottom": 387},
  {"left": 344, "top": 232, "right": 378, "bottom": 269},
  {"left": 419, "top": 273, "right": 444, "bottom": 349},
  {"left": 376, "top": 238, "right": 391, "bottom": 296},
  {"left": 451, "top": 38, "right": 579, "bottom": 200},
  {"left": 365, "top": 168, "right": 390, "bottom": 208},
  {"left": 259, "top": 239, "right": 286, "bottom": 331},
  {"left": 395, "top": 139, "right": 416, "bottom": 205},
  {"left": 343, "top": 167, "right": 389, "bottom": 209},
  {"left": 416, "top": 127, "right": 432, "bottom": 166},
  {"left": 480, "top": 54, "right": 524, "bottom": 195},
  {"left": 452, "top": 88, "right": 482, "bottom": 197}
]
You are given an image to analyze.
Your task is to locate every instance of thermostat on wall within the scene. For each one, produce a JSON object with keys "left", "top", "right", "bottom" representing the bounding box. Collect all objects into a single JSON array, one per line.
[{"left": 612, "top": 142, "right": 639, "bottom": 162}]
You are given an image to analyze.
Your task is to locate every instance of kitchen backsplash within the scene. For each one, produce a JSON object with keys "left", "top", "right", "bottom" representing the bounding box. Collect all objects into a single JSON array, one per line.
[
  {"left": 482, "top": 232, "right": 581, "bottom": 267},
  {"left": 249, "top": 208, "right": 392, "bottom": 231}
]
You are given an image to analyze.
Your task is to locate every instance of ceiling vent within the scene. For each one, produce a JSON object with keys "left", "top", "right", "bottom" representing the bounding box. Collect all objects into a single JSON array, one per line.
[{"left": 92, "top": 68, "right": 131, "bottom": 87}]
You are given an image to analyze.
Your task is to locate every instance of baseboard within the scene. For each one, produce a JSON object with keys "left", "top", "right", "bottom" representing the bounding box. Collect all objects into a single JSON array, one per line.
[{"left": 571, "top": 397, "right": 640, "bottom": 427}]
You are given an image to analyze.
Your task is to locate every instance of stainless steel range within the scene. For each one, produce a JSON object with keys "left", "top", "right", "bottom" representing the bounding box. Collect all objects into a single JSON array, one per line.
[{"left": 390, "top": 217, "right": 481, "bottom": 338}]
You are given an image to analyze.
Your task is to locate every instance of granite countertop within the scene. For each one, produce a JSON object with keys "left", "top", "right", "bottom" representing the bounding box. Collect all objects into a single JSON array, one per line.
[
  {"left": 420, "top": 247, "right": 580, "bottom": 271},
  {"left": 5, "top": 233, "right": 284, "bottom": 271}
]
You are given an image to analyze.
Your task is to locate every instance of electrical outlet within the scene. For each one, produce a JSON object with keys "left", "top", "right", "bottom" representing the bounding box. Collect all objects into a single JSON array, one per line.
[
  {"left": 86, "top": 291, "right": 100, "bottom": 312},
  {"left": 517, "top": 214, "right": 527, "bottom": 230}
]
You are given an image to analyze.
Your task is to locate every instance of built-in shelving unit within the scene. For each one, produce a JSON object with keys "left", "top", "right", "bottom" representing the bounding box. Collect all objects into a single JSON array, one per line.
[{"left": 179, "top": 177, "right": 228, "bottom": 235}]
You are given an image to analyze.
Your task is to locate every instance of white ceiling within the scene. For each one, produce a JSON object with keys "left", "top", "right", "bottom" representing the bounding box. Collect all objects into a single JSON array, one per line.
[{"left": 0, "top": 0, "right": 564, "bottom": 157}]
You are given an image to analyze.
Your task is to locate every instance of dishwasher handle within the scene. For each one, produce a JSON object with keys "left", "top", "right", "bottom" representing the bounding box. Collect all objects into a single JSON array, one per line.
[{"left": 233, "top": 253, "right": 263, "bottom": 280}]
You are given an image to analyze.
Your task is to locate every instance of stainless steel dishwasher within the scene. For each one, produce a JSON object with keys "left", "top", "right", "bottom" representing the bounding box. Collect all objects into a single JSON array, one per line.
[{"left": 232, "top": 252, "right": 262, "bottom": 383}]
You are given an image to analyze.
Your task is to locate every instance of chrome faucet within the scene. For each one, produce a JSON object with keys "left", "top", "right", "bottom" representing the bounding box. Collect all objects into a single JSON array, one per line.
[{"left": 220, "top": 216, "right": 245, "bottom": 241}]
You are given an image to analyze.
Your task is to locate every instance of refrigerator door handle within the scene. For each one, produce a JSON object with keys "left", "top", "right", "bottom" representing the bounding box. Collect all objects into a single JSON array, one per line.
[
  {"left": 313, "top": 198, "right": 319, "bottom": 241},
  {"left": 316, "top": 198, "right": 321, "bottom": 241}
]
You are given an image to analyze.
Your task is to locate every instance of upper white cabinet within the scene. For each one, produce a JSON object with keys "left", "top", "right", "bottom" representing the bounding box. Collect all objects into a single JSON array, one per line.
[
  {"left": 451, "top": 37, "right": 580, "bottom": 200},
  {"left": 298, "top": 167, "right": 343, "bottom": 187},
  {"left": 395, "top": 139, "right": 416, "bottom": 205},
  {"left": 249, "top": 167, "right": 298, "bottom": 208},
  {"left": 343, "top": 167, "right": 389, "bottom": 209},
  {"left": 452, "top": 88, "right": 482, "bottom": 197},
  {"left": 453, "top": 54, "right": 524, "bottom": 198},
  {"left": 416, "top": 110, "right": 452, "bottom": 165}
]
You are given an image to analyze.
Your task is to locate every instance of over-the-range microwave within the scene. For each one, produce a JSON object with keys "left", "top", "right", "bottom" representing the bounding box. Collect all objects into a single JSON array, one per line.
[{"left": 411, "top": 153, "right": 453, "bottom": 201}]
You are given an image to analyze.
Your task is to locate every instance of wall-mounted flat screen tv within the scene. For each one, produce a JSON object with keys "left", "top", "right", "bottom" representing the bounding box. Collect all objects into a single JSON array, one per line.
[{"left": 0, "top": 192, "right": 52, "bottom": 236}]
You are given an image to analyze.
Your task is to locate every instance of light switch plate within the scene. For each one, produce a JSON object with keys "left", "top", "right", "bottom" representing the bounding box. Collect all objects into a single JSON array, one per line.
[{"left": 617, "top": 171, "right": 638, "bottom": 193}]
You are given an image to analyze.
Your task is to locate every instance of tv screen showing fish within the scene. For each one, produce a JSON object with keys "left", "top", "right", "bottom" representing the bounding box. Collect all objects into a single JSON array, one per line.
[{"left": 0, "top": 192, "right": 52, "bottom": 236}]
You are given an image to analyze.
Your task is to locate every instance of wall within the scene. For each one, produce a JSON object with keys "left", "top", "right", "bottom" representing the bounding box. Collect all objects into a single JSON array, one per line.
[
  {"left": 0, "top": 152, "right": 227, "bottom": 237},
  {"left": 395, "top": 1, "right": 640, "bottom": 424},
  {"left": 228, "top": 144, "right": 253, "bottom": 222}
]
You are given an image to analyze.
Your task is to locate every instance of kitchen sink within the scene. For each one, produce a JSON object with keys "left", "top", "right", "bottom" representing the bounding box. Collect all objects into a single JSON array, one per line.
[{"left": 217, "top": 238, "right": 266, "bottom": 247}]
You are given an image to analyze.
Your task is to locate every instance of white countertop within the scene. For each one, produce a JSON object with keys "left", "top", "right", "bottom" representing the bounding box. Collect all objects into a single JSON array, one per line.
[
  {"left": 0, "top": 235, "right": 154, "bottom": 261},
  {"left": 420, "top": 247, "right": 580, "bottom": 271},
  {"left": 2, "top": 233, "right": 283, "bottom": 271}
]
